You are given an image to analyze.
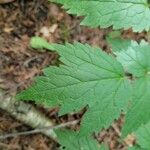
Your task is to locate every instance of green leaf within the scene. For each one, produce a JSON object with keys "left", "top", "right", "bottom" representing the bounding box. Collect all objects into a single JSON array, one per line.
[
  {"left": 108, "top": 38, "right": 148, "bottom": 53},
  {"left": 56, "top": 129, "right": 101, "bottom": 150},
  {"left": 134, "top": 122, "right": 150, "bottom": 150},
  {"left": 17, "top": 38, "right": 131, "bottom": 135},
  {"left": 50, "top": 0, "right": 150, "bottom": 32},
  {"left": 107, "top": 39, "right": 150, "bottom": 137},
  {"left": 122, "top": 76, "right": 150, "bottom": 136},
  {"left": 114, "top": 43, "right": 150, "bottom": 137},
  {"left": 107, "top": 38, "right": 138, "bottom": 52},
  {"left": 116, "top": 43, "right": 150, "bottom": 77}
]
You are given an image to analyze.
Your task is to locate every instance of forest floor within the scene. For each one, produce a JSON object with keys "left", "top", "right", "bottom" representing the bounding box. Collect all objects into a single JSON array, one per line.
[{"left": 0, "top": 0, "right": 148, "bottom": 150}]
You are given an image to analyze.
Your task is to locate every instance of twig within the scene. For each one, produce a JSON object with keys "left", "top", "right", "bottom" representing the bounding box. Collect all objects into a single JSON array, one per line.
[
  {"left": 0, "top": 89, "right": 57, "bottom": 140},
  {"left": 0, "top": 120, "right": 79, "bottom": 140}
]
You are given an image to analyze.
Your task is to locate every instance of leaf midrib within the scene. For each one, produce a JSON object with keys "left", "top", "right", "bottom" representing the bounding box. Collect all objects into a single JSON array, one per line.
[{"left": 38, "top": 76, "right": 123, "bottom": 92}]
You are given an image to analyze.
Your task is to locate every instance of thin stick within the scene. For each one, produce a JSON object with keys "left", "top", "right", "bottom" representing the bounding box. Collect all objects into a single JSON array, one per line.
[
  {"left": 0, "top": 120, "right": 79, "bottom": 140},
  {"left": 0, "top": 89, "right": 57, "bottom": 140}
]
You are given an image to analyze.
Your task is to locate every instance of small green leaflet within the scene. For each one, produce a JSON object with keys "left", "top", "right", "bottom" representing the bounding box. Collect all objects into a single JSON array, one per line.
[
  {"left": 107, "top": 38, "right": 148, "bottom": 53},
  {"left": 134, "top": 122, "right": 150, "bottom": 150},
  {"left": 108, "top": 38, "right": 148, "bottom": 76},
  {"left": 116, "top": 43, "right": 150, "bottom": 77},
  {"left": 50, "top": 0, "right": 150, "bottom": 32},
  {"left": 56, "top": 129, "right": 101, "bottom": 150},
  {"left": 30, "top": 36, "right": 54, "bottom": 50},
  {"left": 107, "top": 38, "right": 138, "bottom": 53},
  {"left": 17, "top": 37, "right": 131, "bottom": 136}
]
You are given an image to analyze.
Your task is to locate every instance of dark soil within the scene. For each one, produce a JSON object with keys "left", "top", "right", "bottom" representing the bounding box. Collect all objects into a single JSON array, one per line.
[{"left": 0, "top": 1, "right": 148, "bottom": 150}]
